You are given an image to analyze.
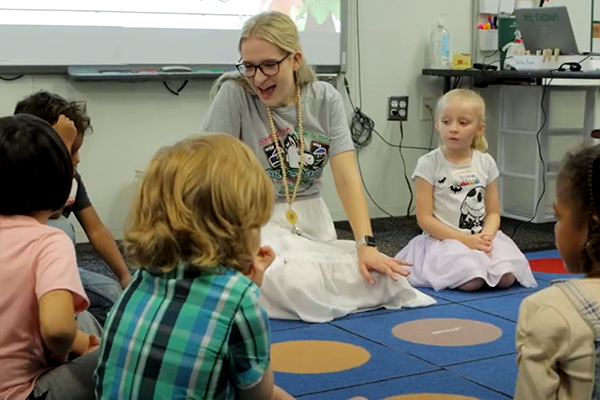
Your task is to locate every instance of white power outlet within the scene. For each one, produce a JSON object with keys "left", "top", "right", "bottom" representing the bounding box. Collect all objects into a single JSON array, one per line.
[{"left": 420, "top": 96, "right": 439, "bottom": 121}]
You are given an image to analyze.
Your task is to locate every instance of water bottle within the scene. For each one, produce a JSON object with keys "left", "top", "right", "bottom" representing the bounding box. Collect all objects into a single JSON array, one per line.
[{"left": 431, "top": 16, "right": 451, "bottom": 69}]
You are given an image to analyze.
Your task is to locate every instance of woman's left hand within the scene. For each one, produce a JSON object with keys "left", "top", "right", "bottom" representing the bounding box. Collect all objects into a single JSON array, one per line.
[{"left": 358, "top": 246, "right": 411, "bottom": 285}]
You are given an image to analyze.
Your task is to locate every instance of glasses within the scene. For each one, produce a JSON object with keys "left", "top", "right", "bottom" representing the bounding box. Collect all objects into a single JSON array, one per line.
[{"left": 235, "top": 54, "right": 290, "bottom": 78}]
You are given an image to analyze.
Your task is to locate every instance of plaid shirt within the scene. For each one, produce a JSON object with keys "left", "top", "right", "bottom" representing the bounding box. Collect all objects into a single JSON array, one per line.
[{"left": 94, "top": 265, "right": 271, "bottom": 400}]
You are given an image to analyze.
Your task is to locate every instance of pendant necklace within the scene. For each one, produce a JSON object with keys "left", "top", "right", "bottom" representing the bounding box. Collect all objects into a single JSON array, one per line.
[{"left": 266, "top": 85, "right": 304, "bottom": 235}]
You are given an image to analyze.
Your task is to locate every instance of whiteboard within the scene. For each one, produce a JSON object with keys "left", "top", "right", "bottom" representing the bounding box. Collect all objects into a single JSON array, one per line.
[{"left": 0, "top": 0, "right": 344, "bottom": 68}]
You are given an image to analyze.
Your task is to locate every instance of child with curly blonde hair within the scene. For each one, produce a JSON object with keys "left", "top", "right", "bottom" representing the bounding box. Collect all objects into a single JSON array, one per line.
[{"left": 94, "top": 134, "right": 294, "bottom": 400}]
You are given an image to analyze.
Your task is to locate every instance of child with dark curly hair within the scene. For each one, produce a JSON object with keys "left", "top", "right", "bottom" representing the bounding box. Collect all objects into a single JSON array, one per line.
[
  {"left": 14, "top": 90, "right": 132, "bottom": 324},
  {"left": 515, "top": 143, "right": 600, "bottom": 399}
]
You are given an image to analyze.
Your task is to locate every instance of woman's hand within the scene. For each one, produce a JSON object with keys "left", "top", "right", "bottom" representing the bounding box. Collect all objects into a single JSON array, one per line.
[
  {"left": 246, "top": 245, "right": 276, "bottom": 287},
  {"left": 358, "top": 246, "right": 410, "bottom": 285}
]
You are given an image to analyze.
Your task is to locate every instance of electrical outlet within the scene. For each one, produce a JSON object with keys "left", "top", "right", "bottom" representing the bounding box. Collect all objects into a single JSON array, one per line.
[
  {"left": 420, "top": 96, "right": 439, "bottom": 121},
  {"left": 388, "top": 96, "right": 409, "bottom": 121}
]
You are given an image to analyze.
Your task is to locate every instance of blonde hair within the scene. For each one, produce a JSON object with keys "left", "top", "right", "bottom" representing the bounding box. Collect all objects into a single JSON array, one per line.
[
  {"left": 436, "top": 89, "right": 488, "bottom": 152},
  {"left": 124, "top": 134, "right": 274, "bottom": 273},
  {"left": 210, "top": 11, "right": 317, "bottom": 99}
]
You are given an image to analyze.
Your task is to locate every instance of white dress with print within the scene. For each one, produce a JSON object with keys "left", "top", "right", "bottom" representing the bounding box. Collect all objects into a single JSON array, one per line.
[{"left": 395, "top": 148, "right": 538, "bottom": 291}]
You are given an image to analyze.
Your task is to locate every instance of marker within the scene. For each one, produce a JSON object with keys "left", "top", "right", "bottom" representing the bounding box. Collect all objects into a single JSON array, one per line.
[
  {"left": 99, "top": 70, "right": 132, "bottom": 74},
  {"left": 160, "top": 66, "right": 192, "bottom": 73}
]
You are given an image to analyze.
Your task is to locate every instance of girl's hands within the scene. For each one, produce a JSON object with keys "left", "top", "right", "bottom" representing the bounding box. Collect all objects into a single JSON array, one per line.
[{"left": 462, "top": 233, "right": 493, "bottom": 255}]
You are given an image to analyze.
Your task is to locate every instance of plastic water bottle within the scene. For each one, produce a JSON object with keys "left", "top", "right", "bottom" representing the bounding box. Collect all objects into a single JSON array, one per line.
[{"left": 431, "top": 16, "right": 451, "bottom": 69}]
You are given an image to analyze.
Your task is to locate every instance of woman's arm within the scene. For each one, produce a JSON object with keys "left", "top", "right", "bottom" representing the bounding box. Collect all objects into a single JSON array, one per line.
[
  {"left": 481, "top": 180, "right": 500, "bottom": 237},
  {"left": 329, "top": 151, "right": 372, "bottom": 240},
  {"left": 415, "top": 177, "right": 467, "bottom": 242},
  {"left": 330, "top": 151, "right": 410, "bottom": 284}
]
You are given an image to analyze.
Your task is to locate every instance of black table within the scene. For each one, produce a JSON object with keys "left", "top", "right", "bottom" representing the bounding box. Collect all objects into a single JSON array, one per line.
[{"left": 422, "top": 68, "right": 600, "bottom": 93}]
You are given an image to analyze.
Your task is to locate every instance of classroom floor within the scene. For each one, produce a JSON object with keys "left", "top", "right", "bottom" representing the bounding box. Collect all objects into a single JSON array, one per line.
[
  {"left": 78, "top": 217, "right": 560, "bottom": 400},
  {"left": 268, "top": 249, "right": 569, "bottom": 399}
]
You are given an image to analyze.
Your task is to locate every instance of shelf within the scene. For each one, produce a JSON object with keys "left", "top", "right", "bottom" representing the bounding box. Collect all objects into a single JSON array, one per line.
[
  {"left": 66, "top": 65, "right": 341, "bottom": 82},
  {"left": 479, "top": 0, "right": 515, "bottom": 14},
  {"left": 499, "top": 171, "right": 536, "bottom": 180},
  {"left": 546, "top": 128, "right": 586, "bottom": 136},
  {"left": 500, "top": 129, "right": 540, "bottom": 136}
]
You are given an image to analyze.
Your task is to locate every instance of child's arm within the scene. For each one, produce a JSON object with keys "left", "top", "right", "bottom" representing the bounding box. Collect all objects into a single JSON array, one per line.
[
  {"left": 76, "top": 205, "right": 132, "bottom": 288},
  {"left": 514, "top": 296, "right": 567, "bottom": 400},
  {"left": 415, "top": 177, "right": 468, "bottom": 242},
  {"left": 481, "top": 179, "right": 501, "bottom": 237},
  {"left": 481, "top": 154, "right": 501, "bottom": 237},
  {"left": 39, "top": 290, "right": 78, "bottom": 358},
  {"left": 230, "top": 287, "right": 274, "bottom": 400},
  {"left": 36, "top": 230, "right": 90, "bottom": 359}
]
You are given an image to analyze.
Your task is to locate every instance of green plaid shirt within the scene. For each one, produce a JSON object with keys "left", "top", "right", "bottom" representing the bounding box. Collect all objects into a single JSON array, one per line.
[{"left": 94, "top": 265, "right": 271, "bottom": 400}]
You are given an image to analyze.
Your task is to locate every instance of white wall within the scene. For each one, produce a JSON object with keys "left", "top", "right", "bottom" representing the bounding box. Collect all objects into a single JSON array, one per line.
[{"left": 0, "top": 0, "right": 592, "bottom": 242}]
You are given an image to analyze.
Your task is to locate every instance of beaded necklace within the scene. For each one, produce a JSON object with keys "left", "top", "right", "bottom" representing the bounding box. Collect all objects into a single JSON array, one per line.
[{"left": 265, "top": 85, "right": 304, "bottom": 234}]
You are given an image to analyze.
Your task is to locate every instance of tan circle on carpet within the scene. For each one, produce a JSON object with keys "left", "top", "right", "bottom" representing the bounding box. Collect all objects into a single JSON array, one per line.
[
  {"left": 271, "top": 340, "right": 370, "bottom": 374},
  {"left": 380, "top": 395, "right": 481, "bottom": 400},
  {"left": 392, "top": 318, "right": 502, "bottom": 346}
]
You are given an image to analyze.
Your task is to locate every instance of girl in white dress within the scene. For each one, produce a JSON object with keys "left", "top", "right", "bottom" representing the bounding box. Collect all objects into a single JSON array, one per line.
[
  {"left": 396, "top": 89, "right": 538, "bottom": 291},
  {"left": 201, "top": 11, "right": 435, "bottom": 322}
]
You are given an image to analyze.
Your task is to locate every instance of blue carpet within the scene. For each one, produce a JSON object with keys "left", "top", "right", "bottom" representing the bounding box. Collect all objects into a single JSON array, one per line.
[
  {"left": 270, "top": 319, "right": 311, "bottom": 332},
  {"left": 333, "top": 304, "right": 517, "bottom": 366},
  {"left": 299, "top": 370, "right": 510, "bottom": 400},
  {"left": 447, "top": 354, "right": 518, "bottom": 397},
  {"left": 271, "top": 324, "right": 438, "bottom": 397},
  {"left": 464, "top": 291, "right": 534, "bottom": 322},
  {"left": 269, "top": 250, "right": 576, "bottom": 399},
  {"left": 417, "top": 281, "right": 545, "bottom": 303}
]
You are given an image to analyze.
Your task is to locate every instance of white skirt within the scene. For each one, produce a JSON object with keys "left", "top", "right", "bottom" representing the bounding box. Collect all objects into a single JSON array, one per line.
[
  {"left": 395, "top": 232, "right": 538, "bottom": 291},
  {"left": 258, "top": 197, "right": 437, "bottom": 323}
]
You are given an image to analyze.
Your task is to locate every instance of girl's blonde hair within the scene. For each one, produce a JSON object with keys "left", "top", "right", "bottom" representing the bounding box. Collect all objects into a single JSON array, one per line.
[
  {"left": 436, "top": 88, "right": 488, "bottom": 152},
  {"left": 124, "top": 134, "right": 274, "bottom": 273},
  {"left": 210, "top": 11, "right": 317, "bottom": 99}
]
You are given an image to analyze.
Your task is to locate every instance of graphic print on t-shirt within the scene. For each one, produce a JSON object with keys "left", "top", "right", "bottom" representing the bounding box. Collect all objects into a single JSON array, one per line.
[
  {"left": 448, "top": 168, "right": 480, "bottom": 194},
  {"left": 459, "top": 186, "right": 486, "bottom": 234},
  {"left": 260, "top": 127, "right": 329, "bottom": 195},
  {"left": 448, "top": 168, "right": 486, "bottom": 234}
]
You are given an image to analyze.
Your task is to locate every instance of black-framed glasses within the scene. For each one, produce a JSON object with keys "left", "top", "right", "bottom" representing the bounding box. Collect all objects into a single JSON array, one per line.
[{"left": 235, "top": 53, "right": 291, "bottom": 78}]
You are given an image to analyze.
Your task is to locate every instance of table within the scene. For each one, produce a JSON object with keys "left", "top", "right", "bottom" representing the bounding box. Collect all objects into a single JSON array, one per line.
[{"left": 422, "top": 68, "right": 600, "bottom": 93}]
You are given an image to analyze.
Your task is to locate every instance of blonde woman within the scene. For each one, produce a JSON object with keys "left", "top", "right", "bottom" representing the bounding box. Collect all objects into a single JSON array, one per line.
[
  {"left": 201, "top": 11, "right": 435, "bottom": 322},
  {"left": 396, "top": 89, "right": 537, "bottom": 292},
  {"left": 94, "top": 134, "right": 294, "bottom": 400}
]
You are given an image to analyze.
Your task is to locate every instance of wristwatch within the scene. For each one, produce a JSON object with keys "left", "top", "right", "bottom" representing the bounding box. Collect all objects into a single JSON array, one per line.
[{"left": 356, "top": 235, "right": 377, "bottom": 248}]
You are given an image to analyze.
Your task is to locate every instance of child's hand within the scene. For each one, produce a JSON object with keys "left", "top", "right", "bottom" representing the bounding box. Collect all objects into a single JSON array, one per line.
[
  {"left": 52, "top": 115, "right": 78, "bottom": 150},
  {"left": 71, "top": 330, "right": 101, "bottom": 356},
  {"left": 246, "top": 245, "right": 275, "bottom": 287},
  {"left": 462, "top": 233, "right": 491, "bottom": 253},
  {"left": 481, "top": 234, "right": 493, "bottom": 256},
  {"left": 83, "top": 334, "right": 101, "bottom": 355}
]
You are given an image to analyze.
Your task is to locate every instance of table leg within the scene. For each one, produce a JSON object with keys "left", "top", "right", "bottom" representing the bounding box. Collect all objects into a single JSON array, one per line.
[{"left": 443, "top": 77, "right": 451, "bottom": 93}]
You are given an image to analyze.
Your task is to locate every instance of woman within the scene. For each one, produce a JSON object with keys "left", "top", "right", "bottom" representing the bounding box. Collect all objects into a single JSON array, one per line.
[{"left": 201, "top": 11, "right": 435, "bottom": 322}]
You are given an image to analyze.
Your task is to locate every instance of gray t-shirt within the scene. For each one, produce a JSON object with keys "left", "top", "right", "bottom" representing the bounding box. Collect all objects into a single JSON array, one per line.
[{"left": 200, "top": 79, "right": 355, "bottom": 200}]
